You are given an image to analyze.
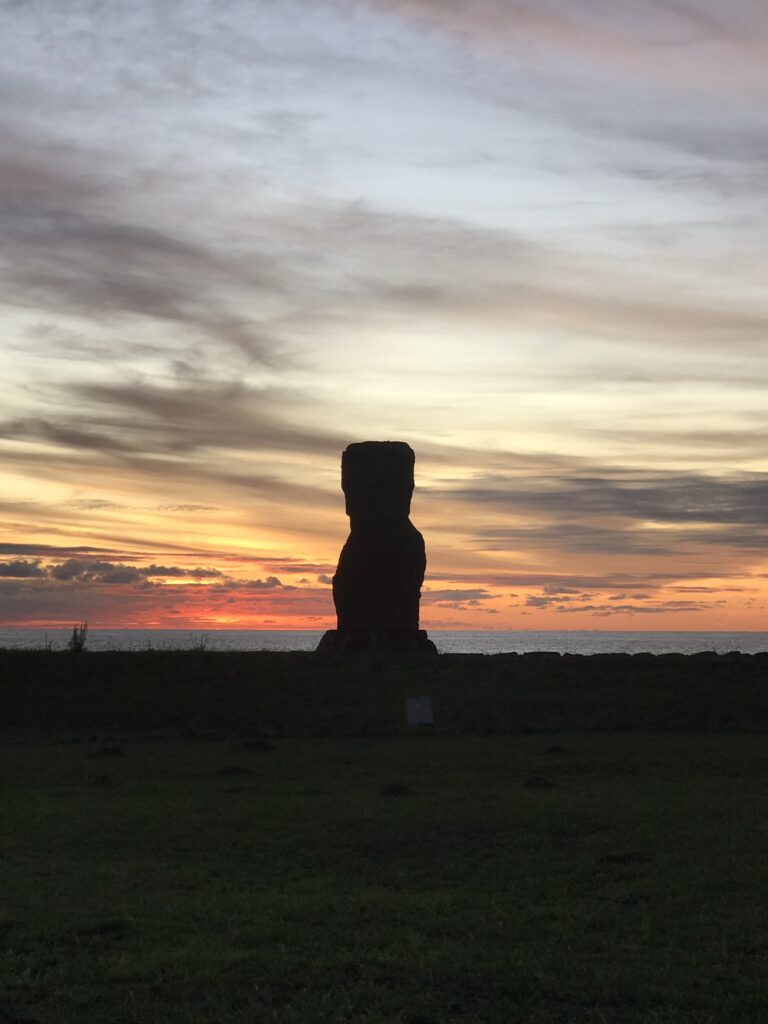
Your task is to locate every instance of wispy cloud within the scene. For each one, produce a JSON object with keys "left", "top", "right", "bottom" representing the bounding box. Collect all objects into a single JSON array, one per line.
[
  {"left": 1, "top": 1, "right": 767, "bottom": 629},
  {"left": 363, "top": 1, "right": 768, "bottom": 83},
  {"left": 426, "top": 469, "right": 768, "bottom": 549}
]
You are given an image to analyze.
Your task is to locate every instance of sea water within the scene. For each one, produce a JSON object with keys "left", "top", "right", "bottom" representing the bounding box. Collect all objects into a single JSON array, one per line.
[{"left": 1, "top": 628, "right": 766, "bottom": 655}]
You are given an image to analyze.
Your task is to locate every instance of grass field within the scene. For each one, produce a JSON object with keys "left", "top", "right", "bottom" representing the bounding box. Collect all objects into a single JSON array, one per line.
[{"left": 1, "top": 652, "right": 767, "bottom": 1022}]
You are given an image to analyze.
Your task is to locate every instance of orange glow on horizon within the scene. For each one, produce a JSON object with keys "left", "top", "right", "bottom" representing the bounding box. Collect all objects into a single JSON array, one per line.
[{"left": 4, "top": 566, "right": 767, "bottom": 632}]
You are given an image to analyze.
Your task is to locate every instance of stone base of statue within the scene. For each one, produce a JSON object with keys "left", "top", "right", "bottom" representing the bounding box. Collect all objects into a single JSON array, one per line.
[{"left": 316, "top": 629, "right": 437, "bottom": 657}]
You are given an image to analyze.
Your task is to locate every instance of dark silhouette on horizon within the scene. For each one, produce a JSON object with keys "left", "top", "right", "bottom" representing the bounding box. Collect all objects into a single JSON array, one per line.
[{"left": 317, "top": 442, "right": 437, "bottom": 655}]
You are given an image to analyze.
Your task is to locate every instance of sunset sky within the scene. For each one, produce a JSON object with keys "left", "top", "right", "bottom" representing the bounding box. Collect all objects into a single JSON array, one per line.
[{"left": 2, "top": 0, "right": 768, "bottom": 630}]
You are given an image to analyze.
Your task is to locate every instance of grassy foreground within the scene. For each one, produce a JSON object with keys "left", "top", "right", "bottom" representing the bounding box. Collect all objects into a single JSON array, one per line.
[{"left": 1, "top": 652, "right": 767, "bottom": 1023}]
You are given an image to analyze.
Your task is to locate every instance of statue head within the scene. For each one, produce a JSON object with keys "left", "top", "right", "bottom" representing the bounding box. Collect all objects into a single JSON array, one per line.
[{"left": 341, "top": 441, "right": 415, "bottom": 522}]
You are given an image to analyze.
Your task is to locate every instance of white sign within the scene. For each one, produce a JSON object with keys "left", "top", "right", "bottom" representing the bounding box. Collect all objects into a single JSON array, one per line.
[{"left": 406, "top": 695, "right": 434, "bottom": 726}]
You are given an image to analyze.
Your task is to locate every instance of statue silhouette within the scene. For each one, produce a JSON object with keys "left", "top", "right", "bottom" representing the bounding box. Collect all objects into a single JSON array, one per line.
[{"left": 317, "top": 442, "right": 437, "bottom": 654}]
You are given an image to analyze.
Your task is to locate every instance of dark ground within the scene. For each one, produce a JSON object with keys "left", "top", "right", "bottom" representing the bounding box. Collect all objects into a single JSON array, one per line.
[
  {"left": 1, "top": 651, "right": 767, "bottom": 1023},
  {"left": 1, "top": 649, "right": 767, "bottom": 739}
]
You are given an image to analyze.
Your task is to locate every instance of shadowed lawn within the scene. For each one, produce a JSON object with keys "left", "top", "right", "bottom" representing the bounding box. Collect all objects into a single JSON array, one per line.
[
  {"left": 2, "top": 650, "right": 768, "bottom": 737},
  {"left": 2, "top": 731, "right": 767, "bottom": 1023}
]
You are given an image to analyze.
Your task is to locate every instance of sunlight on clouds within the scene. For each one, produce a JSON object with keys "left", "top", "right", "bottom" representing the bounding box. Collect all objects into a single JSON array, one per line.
[{"left": 1, "top": 0, "right": 767, "bottom": 627}]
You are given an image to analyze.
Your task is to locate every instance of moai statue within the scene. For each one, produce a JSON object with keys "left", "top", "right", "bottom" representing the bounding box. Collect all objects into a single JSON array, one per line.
[{"left": 317, "top": 441, "right": 437, "bottom": 654}]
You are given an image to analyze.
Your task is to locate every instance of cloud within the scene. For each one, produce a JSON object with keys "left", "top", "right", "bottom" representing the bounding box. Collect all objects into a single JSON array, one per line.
[
  {"left": 421, "top": 588, "right": 495, "bottom": 602},
  {"left": 156, "top": 503, "right": 219, "bottom": 512},
  {"left": 0, "top": 560, "right": 45, "bottom": 578},
  {"left": 362, "top": 1, "right": 768, "bottom": 84},
  {"left": 672, "top": 585, "right": 746, "bottom": 593},
  {"left": 0, "top": 574, "right": 334, "bottom": 628},
  {"left": 1, "top": 1, "right": 767, "bottom": 632},
  {"left": 4, "top": 207, "right": 225, "bottom": 319},
  {"left": 244, "top": 576, "right": 286, "bottom": 590},
  {"left": 0, "top": 117, "right": 291, "bottom": 368},
  {"left": 0, "top": 375, "right": 349, "bottom": 516},
  {"left": 258, "top": 560, "right": 339, "bottom": 574},
  {"left": 281, "top": 204, "right": 768, "bottom": 351},
  {"left": 359, "top": 0, "right": 768, "bottom": 220},
  {"left": 140, "top": 565, "right": 224, "bottom": 579},
  {"left": 421, "top": 587, "right": 498, "bottom": 612},
  {"left": 523, "top": 585, "right": 714, "bottom": 615},
  {"left": 555, "top": 601, "right": 710, "bottom": 616},
  {"left": 2, "top": 378, "right": 345, "bottom": 459},
  {"left": 12, "top": 558, "right": 290, "bottom": 589},
  {"left": 477, "top": 524, "right": 680, "bottom": 557},
  {"left": 426, "top": 469, "right": 768, "bottom": 557},
  {"left": 49, "top": 560, "right": 148, "bottom": 585},
  {"left": 26, "top": 558, "right": 224, "bottom": 586},
  {"left": 213, "top": 576, "right": 292, "bottom": 591},
  {"left": 0, "top": 543, "right": 120, "bottom": 557},
  {"left": 426, "top": 570, "right": 681, "bottom": 589},
  {"left": 11, "top": 104, "right": 761, "bottom": 417}
]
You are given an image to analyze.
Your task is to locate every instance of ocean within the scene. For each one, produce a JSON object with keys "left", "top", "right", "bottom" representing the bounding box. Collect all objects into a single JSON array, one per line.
[{"left": 1, "top": 628, "right": 767, "bottom": 655}]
